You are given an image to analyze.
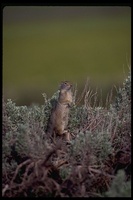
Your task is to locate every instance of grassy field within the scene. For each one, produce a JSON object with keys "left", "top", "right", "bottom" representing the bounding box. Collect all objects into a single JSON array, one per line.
[{"left": 3, "top": 10, "right": 131, "bottom": 105}]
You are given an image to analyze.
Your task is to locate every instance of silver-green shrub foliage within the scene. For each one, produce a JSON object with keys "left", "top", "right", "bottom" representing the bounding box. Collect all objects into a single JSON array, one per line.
[
  {"left": 2, "top": 69, "right": 131, "bottom": 197},
  {"left": 105, "top": 170, "right": 131, "bottom": 197}
]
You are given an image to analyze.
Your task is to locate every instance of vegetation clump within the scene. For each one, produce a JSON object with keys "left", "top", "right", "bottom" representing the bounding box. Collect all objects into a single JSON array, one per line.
[{"left": 2, "top": 70, "right": 131, "bottom": 197}]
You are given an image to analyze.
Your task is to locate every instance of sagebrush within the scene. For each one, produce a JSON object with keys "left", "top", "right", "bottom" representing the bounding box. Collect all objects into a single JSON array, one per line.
[{"left": 2, "top": 70, "right": 131, "bottom": 197}]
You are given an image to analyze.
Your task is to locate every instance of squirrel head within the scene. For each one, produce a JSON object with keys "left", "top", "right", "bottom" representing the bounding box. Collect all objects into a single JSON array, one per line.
[{"left": 59, "top": 81, "right": 72, "bottom": 91}]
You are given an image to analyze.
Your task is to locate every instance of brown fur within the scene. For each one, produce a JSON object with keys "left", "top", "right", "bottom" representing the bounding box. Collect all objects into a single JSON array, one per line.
[{"left": 46, "top": 81, "right": 73, "bottom": 141}]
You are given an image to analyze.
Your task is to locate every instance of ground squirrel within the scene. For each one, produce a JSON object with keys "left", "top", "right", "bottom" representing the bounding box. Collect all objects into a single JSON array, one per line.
[{"left": 46, "top": 81, "right": 73, "bottom": 142}]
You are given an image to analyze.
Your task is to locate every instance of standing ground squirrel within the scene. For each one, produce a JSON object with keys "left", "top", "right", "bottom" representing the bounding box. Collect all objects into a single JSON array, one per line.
[{"left": 46, "top": 81, "right": 73, "bottom": 142}]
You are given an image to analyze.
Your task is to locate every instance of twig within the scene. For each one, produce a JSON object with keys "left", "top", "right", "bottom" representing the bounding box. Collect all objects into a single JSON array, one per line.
[
  {"left": 88, "top": 166, "right": 115, "bottom": 178},
  {"left": 55, "top": 160, "right": 68, "bottom": 169},
  {"left": 23, "top": 162, "right": 35, "bottom": 181},
  {"left": 10, "top": 159, "right": 31, "bottom": 185},
  {"left": 2, "top": 184, "right": 9, "bottom": 196}
]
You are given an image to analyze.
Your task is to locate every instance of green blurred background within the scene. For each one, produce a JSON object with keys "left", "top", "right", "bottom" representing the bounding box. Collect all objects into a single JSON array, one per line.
[{"left": 3, "top": 6, "right": 131, "bottom": 106}]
